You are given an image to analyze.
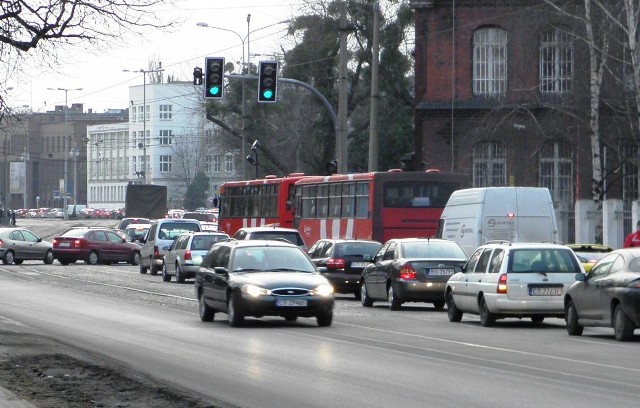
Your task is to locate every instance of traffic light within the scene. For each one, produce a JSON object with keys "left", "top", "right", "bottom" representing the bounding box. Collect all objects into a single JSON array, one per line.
[
  {"left": 204, "top": 57, "right": 224, "bottom": 99},
  {"left": 258, "top": 61, "right": 278, "bottom": 103},
  {"left": 193, "top": 67, "right": 203, "bottom": 85}
]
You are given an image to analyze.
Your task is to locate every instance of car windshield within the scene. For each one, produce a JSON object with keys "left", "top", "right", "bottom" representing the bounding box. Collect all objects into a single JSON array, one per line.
[
  {"left": 61, "top": 229, "right": 89, "bottom": 238},
  {"left": 510, "top": 248, "right": 580, "bottom": 273},
  {"left": 250, "top": 231, "right": 304, "bottom": 246},
  {"left": 191, "top": 235, "right": 227, "bottom": 250},
  {"left": 232, "top": 247, "right": 315, "bottom": 272},
  {"left": 334, "top": 242, "right": 381, "bottom": 259},
  {"left": 401, "top": 241, "right": 467, "bottom": 259}
]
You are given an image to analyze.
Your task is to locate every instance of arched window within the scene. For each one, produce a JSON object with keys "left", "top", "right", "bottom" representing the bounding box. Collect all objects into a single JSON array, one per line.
[
  {"left": 539, "top": 27, "right": 573, "bottom": 93},
  {"left": 539, "top": 142, "right": 572, "bottom": 204},
  {"left": 473, "top": 142, "right": 506, "bottom": 187},
  {"left": 473, "top": 27, "right": 507, "bottom": 96}
]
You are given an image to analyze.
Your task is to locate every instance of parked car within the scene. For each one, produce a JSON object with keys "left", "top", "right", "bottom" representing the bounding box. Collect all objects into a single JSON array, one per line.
[
  {"left": 308, "top": 239, "right": 382, "bottom": 298},
  {"left": 360, "top": 238, "right": 468, "bottom": 310},
  {"left": 162, "top": 232, "right": 229, "bottom": 283},
  {"left": 52, "top": 227, "right": 142, "bottom": 266},
  {"left": 194, "top": 239, "right": 335, "bottom": 327},
  {"left": 445, "top": 242, "right": 583, "bottom": 327},
  {"left": 233, "top": 226, "right": 307, "bottom": 251},
  {"left": 566, "top": 243, "right": 613, "bottom": 273},
  {"left": 0, "top": 227, "right": 54, "bottom": 265},
  {"left": 139, "top": 218, "right": 201, "bottom": 275},
  {"left": 117, "top": 217, "right": 151, "bottom": 231},
  {"left": 123, "top": 223, "right": 152, "bottom": 243},
  {"left": 565, "top": 248, "right": 640, "bottom": 341}
]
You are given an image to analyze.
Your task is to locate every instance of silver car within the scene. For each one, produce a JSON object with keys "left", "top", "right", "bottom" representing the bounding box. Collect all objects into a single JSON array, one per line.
[{"left": 162, "top": 232, "right": 229, "bottom": 283}]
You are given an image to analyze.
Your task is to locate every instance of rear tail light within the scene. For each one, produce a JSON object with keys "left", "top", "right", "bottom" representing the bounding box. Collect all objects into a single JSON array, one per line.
[
  {"left": 153, "top": 246, "right": 160, "bottom": 258},
  {"left": 497, "top": 273, "right": 508, "bottom": 294},
  {"left": 399, "top": 263, "right": 417, "bottom": 280},
  {"left": 326, "top": 258, "right": 346, "bottom": 269},
  {"left": 74, "top": 239, "right": 85, "bottom": 248},
  {"left": 184, "top": 250, "right": 192, "bottom": 261},
  {"left": 0, "top": 239, "right": 4, "bottom": 247}
]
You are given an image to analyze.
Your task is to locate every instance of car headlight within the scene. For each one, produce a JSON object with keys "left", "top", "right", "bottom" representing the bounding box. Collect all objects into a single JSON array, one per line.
[
  {"left": 241, "top": 284, "right": 271, "bottom": 297},
  {"left": 312, "top": 284, "right": 334, "bottom": 297}
]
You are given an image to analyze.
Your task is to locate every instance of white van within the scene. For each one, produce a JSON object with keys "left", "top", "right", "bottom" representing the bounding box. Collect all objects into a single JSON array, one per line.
[{"left": 436, "top": 187, "right": 559, "bottom": 255}]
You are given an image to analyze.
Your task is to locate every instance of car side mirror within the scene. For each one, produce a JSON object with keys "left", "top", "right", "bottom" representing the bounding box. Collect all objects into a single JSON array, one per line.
[
  {"left": 214, "top": 266, "right": 229, "bottom": 278},
  {"left": 37, "top": 238, "right": 43, "bottom": 243},
  {"left": 138, "top": 237, "right": 146, "bottom": 244},
  {"left": 317, "top": 266, "right": 328, "bottom": 273},
  {"left": 575, "top": 272, "right": 586, "bottom": 281}
]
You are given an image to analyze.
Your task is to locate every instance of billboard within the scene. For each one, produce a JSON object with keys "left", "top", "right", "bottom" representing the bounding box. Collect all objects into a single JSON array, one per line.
[{"left": 9, "top": 162, "right": 26, "bottom": 194}]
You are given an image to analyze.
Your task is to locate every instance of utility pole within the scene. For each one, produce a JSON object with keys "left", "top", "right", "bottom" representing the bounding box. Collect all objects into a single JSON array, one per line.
[
  {"left": 337, "top": 1, "right": 349, "bottom": 174},
  {"left": 368, "top": 2, "right": 380, "bottom": 172}
]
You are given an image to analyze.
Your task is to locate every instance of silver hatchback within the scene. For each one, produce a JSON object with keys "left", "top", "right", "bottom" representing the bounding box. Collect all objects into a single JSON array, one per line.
[{"left": 162, "top": 232, "right": 229, "bottom": 283}]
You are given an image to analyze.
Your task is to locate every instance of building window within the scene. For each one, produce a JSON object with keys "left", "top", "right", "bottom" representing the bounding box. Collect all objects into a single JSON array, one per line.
[
  {"left": 205, "top": 154, "right": 212, "bottom": 173},
  {"left": 472, "top": 142, "right": 506, "bottom": 187},
  {"left": 539, "top": 27, "right": 573, "bottom": 93},
  {"left": 159, "top": 130, "right": 173, "bottom": 145},
  {"left": 159, "top": 105, "right": 172, "bottom": 120},
  {"left": 131, "top": 107, "right": 137, "bottom": 122},
  {"left": 473, "top": 27, "right": 507, "bottom": 96},
  {"left": 213, "top": 155, "right": 221, "bottom": 173},
  {"left": 539, "top": 142, "right": 573, "bottom": 204},
  {"left": 159, "top": 155, "right": 172, "bottom": 172},
  {"left": 224, "top": 153, "right": 234, "bottom": 173},
  {"left": 623, "top": 144, "right": 639, "bottom": 202}
]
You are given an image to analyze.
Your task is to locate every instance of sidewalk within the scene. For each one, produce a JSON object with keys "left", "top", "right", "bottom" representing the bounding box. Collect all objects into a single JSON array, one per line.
[{"left": 0, "top": 386, "right": 37, "bottom": 408}]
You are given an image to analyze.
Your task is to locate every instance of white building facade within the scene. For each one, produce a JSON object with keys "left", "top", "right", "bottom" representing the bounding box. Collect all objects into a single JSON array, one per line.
[{"left": 87, "top": 81, "right": 240, "bottom": 211}]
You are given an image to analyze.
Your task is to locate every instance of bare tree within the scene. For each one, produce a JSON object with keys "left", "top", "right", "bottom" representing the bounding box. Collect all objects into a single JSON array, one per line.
[{"left": 0, "top": 0, "right": 177, "bottom": 113}]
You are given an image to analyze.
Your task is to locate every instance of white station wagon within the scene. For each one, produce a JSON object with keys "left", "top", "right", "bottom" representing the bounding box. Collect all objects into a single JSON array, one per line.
[{"left": 445, "top": 241, "right": 584, "bottom": 326}]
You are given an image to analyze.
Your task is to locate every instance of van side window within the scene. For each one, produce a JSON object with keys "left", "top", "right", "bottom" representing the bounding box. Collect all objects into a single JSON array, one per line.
[
  {"left": 464, "top": 248, "right": 483, "bottom": 273},
  {"left": 475, "top": 249, "right": 492, "bottom": 273}
]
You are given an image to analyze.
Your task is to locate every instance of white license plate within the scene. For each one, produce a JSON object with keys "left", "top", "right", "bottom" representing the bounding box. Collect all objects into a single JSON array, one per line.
[
  {"left": 529, "top": 287, "right": 562, "bottom": 296},
  {"left": 351, "top": 262, "right": 369, "bottom": 268},
  {"left": 275, "top": 298, "right": 308, "bottom": 307},
  {"left": 428, "top": 268, "right": 455, "bottom": 276},
  {"left": 59, "top": 242, "right": 71, "bottom": 248}
]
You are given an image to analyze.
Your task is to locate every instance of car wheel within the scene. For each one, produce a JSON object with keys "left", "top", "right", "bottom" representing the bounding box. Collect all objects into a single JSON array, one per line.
[
  {"left": 433, "top": 300, "right": 445, "bottom": 310},
  {"left": 162, "top": 264, "right": 171, "bottom": 282},
  {"left": 198, "top": 292, "right": 215, "bottom": 322},
  {"left": 150, "top": 261, "right": 159, "bottom": 276},
  {"left": 130, "top": 251, "right": 141, "bottom": 266},
  {"left": 285, "top": 315, "right": 298, "bottom": 322},
  {"left": 479, "top": 296, "right": 496, "bottom": 327},
  {"left": 317, "top": 312, "right": 333, "bottom": 327},
  {"left": 44, "top": 250, "right": 54, "bottom": 265},
  {"left": 175, "top": 264, "right": 185, "bottom": 284},
  {"left": 86, "top": 251, "right": 99, "bottom": 265},
  {"left": 59, "top": 260, "right": 70, "bottom": 266},
  {"left": 227, "top": 292, "right": 245, "bottom": 327},
  {"left": 139, "top": 262, "right": 148, "bottom": 274},
  {"left": 387, "top": 284, "right": 401, "bottom": 311},
  {"left": 565, "top": 300, "right": 583, "bottom": 336},
  {"left": 14, "top": 259, "right": 23, "bottom": 265},
  {"left": 353, "top": 288, "right": 362, "bottom": 300},
  {"left": 531, "top": 316, "right": 545, "bottom": 324},
  {"left": 3, "top": 250, "right": 15, "bottom": 265},
  {"left": 446, "top": 290, "right": 463, "bottom": 322},
  {"left": 614, "top": 304, "right": 635, "bottom": 341},
  {"left": 360, "top": 282, "right": 373, "bottom": 307}
]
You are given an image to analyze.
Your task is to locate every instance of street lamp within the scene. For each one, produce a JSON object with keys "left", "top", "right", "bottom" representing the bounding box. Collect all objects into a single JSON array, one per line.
[
  {"left": 123, "top": 66, "right": 165, "bottom": 184},
  {"left": 196, "top": 17, "right": 290, "bottom": 179},
  {"left": 20, "top": 149, "right": 29, "bottom": 209},
  {"left": 48, "top": 87, "right": 82, "bottom": 219},
  {"left": 70, "top": 146, "right": 80, "bottom": 205},
  {"left": 246, "top": 139, "right": 261, "bottom": 179}
]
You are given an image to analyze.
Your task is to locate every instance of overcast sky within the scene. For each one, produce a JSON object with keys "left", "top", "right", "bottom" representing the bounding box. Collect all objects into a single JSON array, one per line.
[{"left": 6, "top": 0, "right": 301, "bottom": 114}]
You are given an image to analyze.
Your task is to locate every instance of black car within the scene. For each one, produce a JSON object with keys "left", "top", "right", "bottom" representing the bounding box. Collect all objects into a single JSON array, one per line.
[
  {"left": 565, "top": 247, "right": 640, "bottom": 341},
  {"left": 194, "top": 240, "right": 335, "bottom": 327},
  {"left": 308, "top": 239, "right": 382, "bottom": 298},
  {"left": 360, "top": 238, "right": 468, "bottom": 310}
]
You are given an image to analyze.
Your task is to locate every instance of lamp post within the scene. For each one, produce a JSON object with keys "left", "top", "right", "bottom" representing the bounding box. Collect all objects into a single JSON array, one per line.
[
  {"left": 196, "top": 18, "right": 290, "bottom": 179},
  {"left": 70, "top": 146, "right": 80, "bottom": 205},
  {"left": 123, "top": 66, "right": 164, "bottom": 184},
  {"left": 20, "top": 150, "right": 29, "bottom": 209},
  {"left": 47, "top": 87, "right": 82, "bottom": 219}
]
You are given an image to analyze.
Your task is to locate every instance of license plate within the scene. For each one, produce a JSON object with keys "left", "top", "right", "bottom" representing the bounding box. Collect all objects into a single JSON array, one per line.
[
  {"left": 529, "top": 287, "right": 562, "bottom": 296},
  {"left": 59, "top": 242, "right": 70, "bottom": 248},
  {"left": 427, "top": 268, "right": 455, "bottom": 276},
  {"left": 275, "top": 298, "right": 308, "bottom": 307},
  {"left": 351, "top": 262, "right": 369, "bottom": 268}
]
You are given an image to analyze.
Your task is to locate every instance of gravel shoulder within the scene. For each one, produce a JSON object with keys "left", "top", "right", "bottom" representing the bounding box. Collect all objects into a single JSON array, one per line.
[{"left": 0, "top": 319, "right": 223, "bottom": 408}]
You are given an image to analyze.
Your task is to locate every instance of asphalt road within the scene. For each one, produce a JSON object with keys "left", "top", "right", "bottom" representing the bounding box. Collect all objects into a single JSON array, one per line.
[{"left": 0, "top": 218, "right": 639, "bottom": 408}]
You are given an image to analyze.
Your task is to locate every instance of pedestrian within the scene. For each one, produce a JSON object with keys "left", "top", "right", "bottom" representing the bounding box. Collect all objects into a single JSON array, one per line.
[
  {"left": 623, "top": 221, "right": 640, "bottom": 247},
  {"left": 10, "top": 210, "right": 16, "bottom": 226}
]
